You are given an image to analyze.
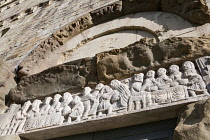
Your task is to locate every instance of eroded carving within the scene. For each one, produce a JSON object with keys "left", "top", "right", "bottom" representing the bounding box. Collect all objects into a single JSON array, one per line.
[
  {"left": 182, "top": 61, "right": 208, "bottom": 97},
  {"left": 0, "top": 60, "right": 209, "bottom": 136},
  {"left": 53, "top": 14, "right": 93, "bottom": 44},
  {"left": 90, "top": 1, "right": 122, "bottom": 25},
  {"left": 196, "top": 56, "right": 210, "bottom": 92}
]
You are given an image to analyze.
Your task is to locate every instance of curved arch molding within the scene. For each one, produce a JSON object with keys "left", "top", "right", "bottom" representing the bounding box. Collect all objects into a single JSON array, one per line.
[{"left": 18, "top": 0, "right": 210, "bottom": 77}]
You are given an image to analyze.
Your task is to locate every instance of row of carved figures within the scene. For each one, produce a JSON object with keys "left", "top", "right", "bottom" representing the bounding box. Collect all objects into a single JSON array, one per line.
[{"left": 0, "top": 61, "right": 209, "bottom": 136}]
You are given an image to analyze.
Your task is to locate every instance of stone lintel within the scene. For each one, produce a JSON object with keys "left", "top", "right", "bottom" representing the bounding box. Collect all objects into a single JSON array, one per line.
[{"left": 20, "top": 95, "right": 209, "bottom": 140}]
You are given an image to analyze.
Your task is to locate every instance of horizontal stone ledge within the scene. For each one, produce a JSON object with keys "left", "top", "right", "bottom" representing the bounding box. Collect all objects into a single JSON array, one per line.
[{"left": 20, "top": 95, "right": 209, "bottom": 140}]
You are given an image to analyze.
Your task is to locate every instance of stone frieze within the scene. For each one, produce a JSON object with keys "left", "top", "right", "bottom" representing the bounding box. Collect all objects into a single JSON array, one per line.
[{"left": 0, "top": 60, "right": 209, "bottom": 137}]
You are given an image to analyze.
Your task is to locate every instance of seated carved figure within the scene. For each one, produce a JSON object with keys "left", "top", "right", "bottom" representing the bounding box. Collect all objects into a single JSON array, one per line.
[
  {"left": 48, "top": 94, "right": 62, "bottom": 114},
  {"left": 110, "top": 80, "right": 130, "bottom": 112},
  {"left": 141, "top": 70, "right": 158, "bottom": 104},
  {"left": 98, "top": 85, "right": 113, "bottom": 116},
  {"left": 129, "top": 73, "right": 144, "bottom": 111},
  {"left": 141, "top": 70, "right": 159, "bottom": 92},
  {"left": 60, "top": 92, "right": 73, "bottom": 120},
  {"left": 13, "top": 101, "right": 31, "bottom": 133},
  {"left": 89, "top": 83, "right": 104, "bottom": 117},
  {"left": 27, "top": 99, "right": 42, "bottom": 118},
  {"left": 80, "top": 87, "right": 96, "bottom": 119},
  {"left": 156, "top": 68, "right": 172, "bottom": 90},
  {"left": 68, "top": 96, "right": 84, "bottom": 123},
  {"left": 39, "top": 97, "right": 52, "bottom": 116},
  {"left": 182, "top": 61, "right": 208, "bottom": 97},
  {"left": 169, "top": 65, "right": 183, "bottom": 87}
]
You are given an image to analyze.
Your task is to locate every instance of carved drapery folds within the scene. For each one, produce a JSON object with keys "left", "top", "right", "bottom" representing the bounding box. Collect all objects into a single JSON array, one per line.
[{"left": 0, "top": 61, "right": 209, "bottom": 136}]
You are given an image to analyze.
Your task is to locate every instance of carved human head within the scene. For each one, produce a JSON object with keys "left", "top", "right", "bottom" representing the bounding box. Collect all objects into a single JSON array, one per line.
[
  {"left": 82, "top": 87, "right": 92, "bottom": 95},
  {"left": 22, "top": 100, "right": 32, "bottom": 111},
  {"left": 110, "top": 79, "right": 121, "bottom": 90},
  {"left": 121, "top": 78, "right": 131, "bottom": 86},
  {"left": 6, "top": 104, "right": 18, "bottom": 113},
  {"left": 95, "top": 83, "right": 104, "bottom": 91},
  {"left": 63, "top": 92, "right": 73, "bottom": 102},
  {"left": 182, "top": 61, "right": 195, "bottom": 71},
  {"left": 157, "top": 68, "right": 167, "bottom": 76},
  {"left": 146, "top": 70, "right": 155, "bottom": 78},
  {"left": 32, "top": 99, "right": 42, "bottom": 108},
  {"left": 134, "top": 73, "right": 144, "bottom": 82},
  {"left": 44, "top": 97, "right": 52, "bottom": 104},
  {"left": 169, "top": 65, "right": 179, "bottom": 73},
  {"left": 53, "top": 94, "right": 62, "bottom": 102},
  {"left": 73, "top": 96, "right": 81, "bottom": 104}
]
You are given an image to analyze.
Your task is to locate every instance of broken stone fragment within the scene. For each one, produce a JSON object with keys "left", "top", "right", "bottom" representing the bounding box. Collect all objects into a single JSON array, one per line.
[
  {"left": 10, "top": 57, "right": 97, "bottom": 103},
  {"left": 174, "top": 98, "right": 210, "bottom": 140}
]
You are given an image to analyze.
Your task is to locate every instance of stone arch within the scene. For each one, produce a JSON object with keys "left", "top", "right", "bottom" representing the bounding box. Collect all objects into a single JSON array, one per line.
[{"left": 17, "top": 1, "right": 210, "bottom": 77}]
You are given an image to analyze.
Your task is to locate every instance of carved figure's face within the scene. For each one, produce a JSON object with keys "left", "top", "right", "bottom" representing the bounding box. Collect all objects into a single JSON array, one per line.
[
  {"left": 121, "top": 79, "right": 129, "bottom": 85},
  {"left": 134, "top": 73, "right": 144, "bottom": 82},
  {"left": 83, "top": 87, "right": 91, "bottom": 95},
  {"left": 157, "top": 68, "right": 166, "bottom": 76},
  {"left": 53, "top": 94, "right": 61, "bottom": 102},
  {"left": 73, "top": 96, "right": 80, "bottom": 104},
  {"left": 63, "top": 92, "right": 71, "bottom": 100},
  {"left": 32, "top": 100, "right": 37, "bottom": 107},
  {"left": 110, "top": 80, "right": 121, "bottom": 89},
  {"left": 146, "top": 70, "right": 155, "bottom": 78},
  {"left": 44, "top": 97, "right": 52, "bottom": 104},
  {"left": 22, "top": 101, "right": 31, "bottom": 111},
  {"left": 169, "top": 65, "right": 179, "bottom": 73},
  {"left": 32, "top": 100, "right": 41, "bottom": 107},
  {"left": 182, "top": 61, "right": 195, "bottom": 71},
  {"left": 95, "top": 83, "right": 104, "bottom": 90}
]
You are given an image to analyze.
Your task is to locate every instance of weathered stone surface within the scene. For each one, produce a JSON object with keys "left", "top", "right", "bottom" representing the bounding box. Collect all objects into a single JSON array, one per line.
[
  {"left": 0, "top": 135, "right": 21, "bottom": 140},
  {"left": 0, "top": 99, "right": 6, "bottom": 114},
  {"left": 0, "top": 0, "right": 117, "bottom": 71},
  {"left": 90, "top": 1, "right": 123, "bottom": 25},
  {"left": 18, "top": 37, "right": 60, "bottom": 78},
  {"left": 18, "top": 11, "right": 210, "bottom": 78},
  {"left": 122, "top": 0, "right": 161, "bottom": 15},
  {"left": 174, "top": 98, "right": 210, "bottom": 140},
  {"left": 52, "top": 14, "right": 93, "bottom": 45},
  {"left": 161, "top": 0, "right": 210, "bottom": 25},
  {"left": 0, "top": 60, "right": 16, "bottom": 113},
  {"left": 97, "top": 36, "right": 210, "bottom": 84},
  {"left": 0, "top": 60, "right": 16, "bottom": 101},
  {"left": 10, "top": 57, "right": 97, "bottom": 103}
]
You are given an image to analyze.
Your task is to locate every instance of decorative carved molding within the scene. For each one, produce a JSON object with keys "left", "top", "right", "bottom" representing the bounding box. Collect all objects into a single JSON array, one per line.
[
  {"left": 90, "top": 1, "right": 123, "bottom": 25},
  {"left": 1, "top": 61, "right": 209, "bottom": 136},
  {"left": 52, "top": 14, "right": 93, "bottom": 45}
]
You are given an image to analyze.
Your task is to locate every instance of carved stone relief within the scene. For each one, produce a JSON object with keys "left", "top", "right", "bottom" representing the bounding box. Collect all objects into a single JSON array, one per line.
[
  {"left": 1, "top": 60, "right": 209, "bottom": 136},
  {"left": 196, "top": 56, "right": 210, "bottom": 92},
  {"left": 90, "top": 1, "right": 122, "bottom": 25}
]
